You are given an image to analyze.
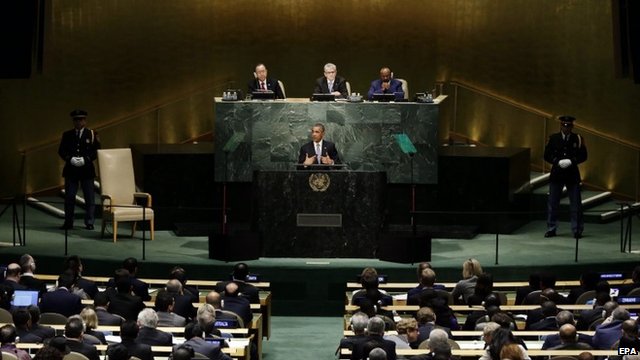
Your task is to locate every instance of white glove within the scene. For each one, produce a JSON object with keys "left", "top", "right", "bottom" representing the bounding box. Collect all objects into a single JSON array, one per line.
[
  {"left": 71, "top": 157, "right": 85, "bottom": 167},
  {"left": 558, "top": 159, "right": 572, "bottom": 168}
]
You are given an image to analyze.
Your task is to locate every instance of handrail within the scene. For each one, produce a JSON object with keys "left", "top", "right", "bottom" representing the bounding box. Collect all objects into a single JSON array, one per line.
[
  {"left": 20, "top": 77, "right": 230, "bottom": 155},
  {"left": 450, "top": 80, "right": 640, "bottom": 151}
]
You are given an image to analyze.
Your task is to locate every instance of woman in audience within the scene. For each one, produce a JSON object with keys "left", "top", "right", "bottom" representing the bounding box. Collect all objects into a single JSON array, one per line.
[
  {"left": 451, "top": 258, "right": 483, "bottom": 305},
  {"left": 480, "top": 328, "right": 530, "bottom": 360},
  {"left": 80, "top": 307, "right": 107, "bottom": 344},
  {"left": 499, "top": 343, "right": 525, "bottom": 360}
]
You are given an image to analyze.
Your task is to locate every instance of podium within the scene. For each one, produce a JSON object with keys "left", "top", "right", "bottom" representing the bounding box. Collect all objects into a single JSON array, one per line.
[{"left": 253, "top": 170, "right": 386, "bottom": 258}]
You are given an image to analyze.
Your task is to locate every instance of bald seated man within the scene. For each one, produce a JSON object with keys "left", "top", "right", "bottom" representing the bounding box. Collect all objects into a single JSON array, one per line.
[
  {"left": 550, "top": 324, "right": 592, "bottom": 350},
  {"left": 367, "top": 67, "right": 404, "bottom": 101},
  {"left": 2, "top": 263, "right": 27, "bottom": 290},
  {"left": 220, "top": 283, "right": 252, "bottom": 327}
]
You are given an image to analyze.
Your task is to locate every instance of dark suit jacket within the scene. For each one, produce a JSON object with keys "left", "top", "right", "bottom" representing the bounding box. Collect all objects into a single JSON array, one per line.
[
  {"left": 544, "top": 132, "right": 587, "bottom": 184},
  {"left": 215, "top": 281, "right": 260, "bottom": 304},
  {"left": 350, "top": 334, "right": 397, "bottom": 360},
  {"left": 222, "top": 296, "right": 252, "bottom": 327},
  {"left": 367, "top": 78, "right": 404, "bottom": 100},
  {"left": 1, "top": 279, "right": 27, "bottom": 291},
  {"left": 66, "top": 339, "right": 100, "bottom": 360},
  {"left": 340, "top": 334, "right": 368, "bottom": 351},
  {"left": 577, "top": 306, "right": 604, "bottom": 330},
  {"left": 19, "top": 275, "right": 47, "bottom": 296},
  {"left": 15, "top": 328, "right": 43, "bottom": 343},
  {"left": 314, "top": 76, "right": 348, "bottom": 98},
  {"left": 413, "top": 323, "right": 452, "bottom": 348},
  {"left": 136, "top": 327, "right": 173, "bottom": 346},
  {"left": 107, "top": 292, "right": 145, "bottom": 321},
  {"left": 592, "top": 320, "right": 624, "bottom": 349},
  {"left": 248, "top": 78, "right": 285, "bottom": 99},
  {"left": 297, "top": 140, "right": 341, "bottom": 165},
  {"left": 76, "top": 277, "right": 99, "bottom": 299},
  {"left": 30, "top": 324, "right": 55, "bottom": 341},
  {"left": 172, "top": 292, "right": 196, "bottom": 320},
  {"left": 39, "top": 288, "right": 83, "bottom": 317},
  {"left": 107, "top": 277, "right": 150, "bottom": 301},
  {"left": 112, "top": 340, "right": 153, "bottom": 360},
  {"left": 96, "top": 307, "right": 123, "bottom": 326},
  {"left": 529, "top": 316, "right": 559, "bottom": 331},
  {"left": 542, "top": 333, "right": 593, "bottom": 349},
  {"left": 177, "top": 337, "right": 232, "bottom": 360},
  {"left": 58, "top": 127, "right": 100, "bottom": 180}
]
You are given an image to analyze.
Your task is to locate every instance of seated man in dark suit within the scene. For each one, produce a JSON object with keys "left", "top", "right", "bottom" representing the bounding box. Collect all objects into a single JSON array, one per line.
[
  {"left": 167, "top": 279, "right": 197, "bottom": 321},
  {"left": 339, "top": 312, "right": 369, "bottom": 352},
  {"left": 205, "top": 291, "right": 240, "bottom": 324},
  {"left": 542, "top": 311, "right": 593, "bottom": 349},
  {"left": 121, "top": 257, "right": 150, "bottom": 301},
  {"left": 107, "top": 269, "right": 145, "bottom": 321},
  {"left": 528, "top": 301, "right": 560, "bottom": 330},
  {"left": 64, "top": 255, "right": 99, "bottom": 299},
  {"left": 155, "top": 289, "right": 186, "bottom": 327},
  {"left": 576, "top": 293, "right": 611, "bottom": 330},
  {"left": 18, "top": 254, "right": 47, "bottom": 296},
  {"left": 221, "top": 282, "right": 252, "bottom": 327},
  {"left": 351, "top": 267, "right": 391, "bottom": 306},
  {"left": 175, "top": 323, "right": 233, "bottom": 360},
  {"left": 367, "top": 67, "right": 405, "bottom": 101},
  {"left": 12, "top": 308, "right": 43, "bottom": 343},
  {"left": 297, "top": 123, "right": 341, "bottom": 167},
  {"left": 412, "top": 306, "right": 452, "bottom": 348},
  {"left": 110, "top": 320, "right": 152, "bottom": 360},
  {"left": 169, "top": 266, "right": 199, "bottom": 301},
  {"left": 313, "top": 63, "right": 348, "bottom": 98},
  {"left": 27, "top": 305, "right": 55, "bottom": 341},
  {"left": 94, "top": 291, "right": 123, "bottom": 326},
  {"left": 64, "top": 316, "right": 100, "bottom": 360},
  {"left": 248, "top": 63, "right": 285, "bottom": 99},
  {"left": 619, "top": 265, "right": 640, "bottom": 296},
  {"left": 407, "top": 268, "right": 449, "bottom": 306},
  {"left": 350, "top": 317, "right": 397, "bottom": 360},
  {"left": 135, "top": 308, "right": 173, "bottom": 346},
  {"left": 215, "top": 263, "right": 260, "bottom": 304},
  {"left": 2, "top": 263, "right": 27, "bottom": 291},
  {"left": 39, "top": 272, "right": 83, "bottom": 317},
  {"left": 550, "top": 324, "right": 593, "bottom": 350}
]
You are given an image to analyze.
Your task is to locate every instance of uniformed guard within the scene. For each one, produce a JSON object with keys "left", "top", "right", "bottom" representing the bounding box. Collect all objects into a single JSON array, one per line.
[
  {"left": 58, "top": 109, "right": 101, "bottom": 230},
  {"left": 543, "top": 115, "right": 587, "bottom": 238}
]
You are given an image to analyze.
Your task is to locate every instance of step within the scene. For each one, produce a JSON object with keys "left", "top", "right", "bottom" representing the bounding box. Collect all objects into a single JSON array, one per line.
[{"left": 27, "top": 196, "right": 65, "bottom": 219}]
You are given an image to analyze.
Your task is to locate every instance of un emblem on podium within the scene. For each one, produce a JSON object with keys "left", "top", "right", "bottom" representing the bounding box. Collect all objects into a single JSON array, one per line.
[{"left": 308, "top": 173, "right": 330, "bottom": 192}]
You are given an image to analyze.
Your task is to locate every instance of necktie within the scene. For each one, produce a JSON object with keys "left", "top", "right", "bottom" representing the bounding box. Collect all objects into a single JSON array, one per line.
[
  {"left": 76, "top": 130, "right": 80, "bottom": 139},
  {"left": 328, "top": 81, "right": 333, "bottom": 93},
  {"left": 316, "top": 143, "right": 321, "bottom": 164},
  {"left": 261, "top": 81, "right": 266, "bottom": 90}
]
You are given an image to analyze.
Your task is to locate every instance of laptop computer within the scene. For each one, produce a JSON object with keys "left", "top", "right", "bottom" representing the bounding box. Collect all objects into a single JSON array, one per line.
[{"left": 11, "top": 290, "right": 39, "bottom": 307}]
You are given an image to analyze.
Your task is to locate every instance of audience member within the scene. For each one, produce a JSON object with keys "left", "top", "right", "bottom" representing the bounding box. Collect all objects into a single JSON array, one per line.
[
  {"left": 0, "top": 324, "right": 32, "bottom": 360},
  {"left": 32, "top": 342, "right": 64, "bottom": 360},
  {"left": 93, "top": 291, "right": 123, "bottom": 326},
  {"left": 2, "top": 263, "right": 27, "bottom": 291},
  {"left": 121, "top": 257, "right": 151, "bottom": 301},
  {"left": 64, "top": 315, "right": 100, "bottom": 360},
  {"left": 155, "top": 289, "right": 186, "bottom": 327},
  {"left": 0, "top": 284, "right": 14, "bottom": 311},
  {"left": 542, "top": 310, "right": 593, "bottom": 349},
  {"left": 105, "top": 343, "right": 129, "bottom": 360},
  {"left": 64, "top": 255, "right": 98, "bottom": 299},
  {"left": 221, "top": 282, "right": 252, "bottom": 327},
  {"left": 499, "top": 343, "right": 525, "bottom": 360},
  {"left": 175, "top": 322, "right": 233, "bottom": 360},
  {"left": 417, "top": 289, "right": 458, "bottom": 330},
  {"left": 451, "top": 258, "right": 482, "bottom": 304},
  {"left": 313, "top": 62, "right": 348, "bottom": 98},
  {"left": 592, "top": 306, "right": 630, "bottom": 349},
  {"left": 366, "top": 347, "right": 388, "bottom": 360},
  {"left": 352, "top": 268, "right": 392, "bottom": 305},
  {"left": 618, "top": 319, "right": 640, "bottom": 351},
  {"left": 136, "top": 308, "right": 173, "bottom": 346},
  {"left": 350, "top": 317, "right": 396, "bottom": 360},
  {"left": 18, "top": 254, "right": 46, "bottom": 296},
  {"left": 527, "top": 301, "right": 559, "bottom": 330},
  {"left": 339, "top": 312, "right": 369, "bottom": 351},
  {"left": 549, "top": 324, "right": 592, "bottom": 350},
  {"left": 39, "top": 272, "right": 83, "bottom": 317},
  {"left": 481, "top": 322, "right": 501, "bottom": 349},
  {"left": 567, "top": 271, "right": 600, "bottom": 304},
  {"left": 480, "top": 328, "right": 530, "bottom": 360},
  {"left": 515, "top": 273, "right": 540, "bottom": 305},
  {"left": 576, "top": 292, "right": 612, "bottom": 330},
  {"left": 27, "top": 305, "right": 55, "bottom": 341},
  {"left": 196, "top": 304, "right": 222, "bottom": 337},
  {"left": 524, "top": 288, "right": 562, "bottom": 328},
  {"left": 107, "top": 269, "right": 145, "bottom": 321},
  {"left": 166, "top": 279, "right": 196, "bottom": 321},
  {"left": 413, "top": 307, "right": 452, "bottom": 348},
  {"left": 425, "top": 328, "right": 450, "bottom": 351},
  {"left": 466, "top": 273, "right": 495, "bottom": 306},
  {"left": 169, "top": 266, "right": 199, "bottom": 300},
  {"left": 12, "top": 308, "right": 42, "bottom": 343},
  {"left": 463, "top": 293, "right": 501, "bottom": 331},
  {"left": 205, "top": 290, "right": 239, "bottom": 323},
  {"left": 215, "top": 263, "right": 260, "bottom": 303},
  {"left": 407, "top": 268, "right": 448, "bottom": 305},
  {"left": 619, "top": 266, "right": 640, "bottom": 296},
  {"left": 384, "top": 318, "right": 418, "bottom": 349},
  {"left": 111, "top": 320, "right": 152, "bottom": 360},
  {"left": 490, "top": 312, "right": 517, "bottom": 331},
  {"left": 80, "top": 307, "right": 106, "bottom": 344},
  {"left": 523, "top": 272, "right": 567, "bottom": 305},
  {"left": 172, "top": 345, "right": 194, "bottom": 360}
]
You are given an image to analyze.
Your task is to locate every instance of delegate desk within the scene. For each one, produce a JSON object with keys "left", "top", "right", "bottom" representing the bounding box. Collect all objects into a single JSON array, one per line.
[
  {"left": 254, "top": 170, "right": 385, "bottom": 257},
  {"left": 213, "top": 97, "right": 445, "bottom": 184}
]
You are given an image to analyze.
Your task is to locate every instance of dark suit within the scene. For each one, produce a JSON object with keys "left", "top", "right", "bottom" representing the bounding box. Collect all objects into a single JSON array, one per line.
[
  {"left": 58, "top": 127, "right": 100, "bottom": 227},
  {"left": 15, "top": 328, "right": 43, "bottom": 343},
  {"left": 367, "top": 78, "right": 404, "bottom": 100},
  {"left": 39, "top": 288, "right": 83, "bottom": 317},
  {"left": 529, "top": 316, "right": 559, "bottom": 331},
  {"left": 172, "top": 293, "right": 196, "bottom": 321},
  {"left": 413, "top": 323, "right": 452, "bottom": 348},
  {"left": 19, "top": 275, "right": 47, "bottom": 296},
  {"left": 215, "top": 281, "right": 260, "bottom": 304},
  {"left": 592, "top": 320, "right": 624, "bottom": 349},
  {"left": 111, "top": 340, "right": 153, "bottom": 360},
  {"left": 222, "top": 296, "right": 252, "bottom": 327},
  {"left": 576, "top": 306, "right": 604, "bottom": 330},
  {"left": 339, "top": 334, "right": 368, "bottom": 351},
  {"left": 297, "top": 140, "right": 341, "bottom": 165},
  {"left": 1, "top": 279, "right": 27, "bottom": 291},
  {"left": 96, "top": 307, "right": 123, "bottom": 326},
  {"left": 175, "top": 337, "right": 232, "bottom": 360},
  {"left": 30, "top": 324, "right": 55, "bottom": 341},
  {"left": 350, "top": 334, "right": 397, "bottom": 360},
  {"left": 107, "top": 292, "right": 145, "bottom": 321},
  {"left": 542, "top": 333, "right": 593, "bottom": 349},
  {"left": 107, "top": 277, "right": 150, "bottom": 301},
  {"left": 136, "top": 327, "right": 173, "bottom": 346},
  {"left": 248, "top": 78, "right": 285, "bottom": 99},
  {"left": 314, "top": 76, "right": 348, "bottom": 98},
  {"left": 544, "top": 131, "right": 587, "bottom": 234},
  {"left": 66, "top": 339, "right": 100, "bottom": 360},
  {"left": 157, "top": 311, "right": 186, "bottom": 327},
  {"left": 76, "top": 277, "right": 99, "bottom": 299}
]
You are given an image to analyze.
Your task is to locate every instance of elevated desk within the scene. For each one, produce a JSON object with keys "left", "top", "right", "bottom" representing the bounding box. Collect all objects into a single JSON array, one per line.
[
  {"left": 254, "top": 170, "right": 386, "bottom": 257},
  {"left": 214, "top": 97, "right": 445, "bottom": 184}
]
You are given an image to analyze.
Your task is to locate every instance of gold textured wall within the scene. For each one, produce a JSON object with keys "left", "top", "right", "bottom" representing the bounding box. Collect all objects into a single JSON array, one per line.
[{"left": 1, "top": 0, "right": 639, "bottom": 199}]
